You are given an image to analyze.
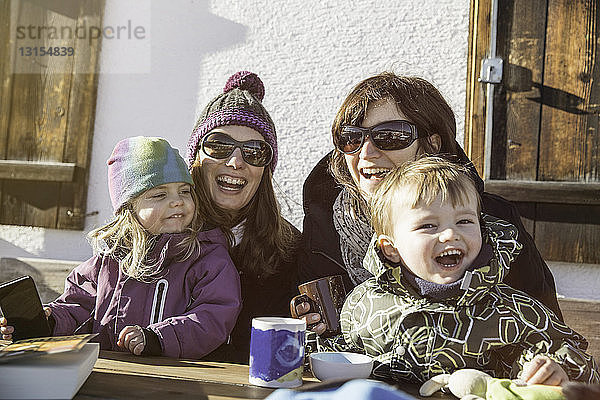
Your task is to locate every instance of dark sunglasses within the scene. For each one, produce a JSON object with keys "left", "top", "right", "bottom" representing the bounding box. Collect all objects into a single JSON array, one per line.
[
  {"left": 201, "top": 132, "right": 273, "bottom": 167},
  {"left": 336, "top": 120, "right": 420, "bottom": 154}
]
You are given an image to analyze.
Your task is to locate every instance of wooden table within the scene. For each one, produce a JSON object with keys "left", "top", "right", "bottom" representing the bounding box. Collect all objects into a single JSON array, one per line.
[{"left": 75, "top": 351, "right": 449, "bottom": 400}]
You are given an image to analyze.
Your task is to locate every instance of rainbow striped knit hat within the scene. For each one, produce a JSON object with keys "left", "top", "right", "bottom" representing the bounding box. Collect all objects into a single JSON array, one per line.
[
  {"left": 187, "top": 71, "right": 277, "bottom": 171},
  {"left": 107, "top": 136, "right": 193, "bottom": 212}
]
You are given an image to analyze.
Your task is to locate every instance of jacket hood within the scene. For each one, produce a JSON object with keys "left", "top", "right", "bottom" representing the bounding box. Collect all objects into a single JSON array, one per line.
[{"left": 363, "top": 214, "right": 523, "bottom": 306}]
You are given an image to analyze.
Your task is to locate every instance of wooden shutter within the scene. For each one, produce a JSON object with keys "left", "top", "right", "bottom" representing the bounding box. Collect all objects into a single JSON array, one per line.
[
  {"left": 466, "top": 0, "right": 600, "bottom": 263},
  {"left": 0, "top": 0, "right": 103, "bottom": 230}
]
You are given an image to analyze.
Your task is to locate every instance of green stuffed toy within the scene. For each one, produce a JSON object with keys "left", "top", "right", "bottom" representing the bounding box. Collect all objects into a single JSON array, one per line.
[{"left": 419, "top": 369, "right": 565, "bottom": 400}]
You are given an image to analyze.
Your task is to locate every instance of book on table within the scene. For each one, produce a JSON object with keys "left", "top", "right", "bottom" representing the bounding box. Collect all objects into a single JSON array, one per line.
[{"left": 0, "top": 334, "right": 99, "bottom": 400}]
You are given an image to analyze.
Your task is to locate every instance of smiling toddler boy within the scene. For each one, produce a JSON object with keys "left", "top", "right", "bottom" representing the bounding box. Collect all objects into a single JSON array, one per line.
[{"left": 327, "top": 156, "right": 598, "bottom": 385}]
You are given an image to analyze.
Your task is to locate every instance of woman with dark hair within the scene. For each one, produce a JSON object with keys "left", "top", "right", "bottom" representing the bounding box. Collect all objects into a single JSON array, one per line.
[
  {"left": 298, "top": 72, "right": 562, "bottom": 334},
  {"left": 187, "top": 71, "right": 300, "bottom": 363}
]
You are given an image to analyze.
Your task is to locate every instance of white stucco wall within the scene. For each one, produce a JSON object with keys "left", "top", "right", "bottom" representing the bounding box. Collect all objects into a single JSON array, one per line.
[
  {"left": 2, "top": 1, "right": 598, "bottom": 300},
  {"left": 1, "top": 0, "right": 470, "bottom": 257},
  {"left": 196, "top": 0, "right": 470, "bottom": 226}
]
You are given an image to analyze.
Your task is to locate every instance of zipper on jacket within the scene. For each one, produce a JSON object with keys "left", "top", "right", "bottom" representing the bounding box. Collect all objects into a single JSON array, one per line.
[
  {"left": 150, "top": 279, "right": 168, "bottom": 324},
  {"left": 311, "top": 250, "right": 346, "bottom": 270},
  {"left": 74, "top": 312, "right": 95, "bottom": 334}
]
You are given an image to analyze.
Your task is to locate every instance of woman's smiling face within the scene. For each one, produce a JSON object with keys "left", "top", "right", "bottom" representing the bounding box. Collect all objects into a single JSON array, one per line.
[
  {"left": 344, "top": 98, "right": 425, "bottom": 200},
  {"left": 195, "top": 125, "right": 265, "bottom": 212}
]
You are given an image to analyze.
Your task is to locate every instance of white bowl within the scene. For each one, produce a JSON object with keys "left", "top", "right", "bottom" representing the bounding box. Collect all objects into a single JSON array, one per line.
[{"left": 309, "top": 352, "right": 374, "bottom": 381}]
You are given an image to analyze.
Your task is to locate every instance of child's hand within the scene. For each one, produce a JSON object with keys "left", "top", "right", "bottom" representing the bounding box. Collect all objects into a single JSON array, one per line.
[
  {"left": 117, "top": 325, "right": 146, "bottom": 356},
  {"left": 0, "top": 317, "right": 14, "bottom": 341},
  {"left": 521, "top": 355, "right": 569, "bottom": 386},
  {"left": 0, "top": 308, "right": 51, "bottom": 341}
]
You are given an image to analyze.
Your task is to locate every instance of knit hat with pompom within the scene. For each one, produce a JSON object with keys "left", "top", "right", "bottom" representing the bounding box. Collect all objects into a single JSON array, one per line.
[{"left": 187, "top": 71, "right": 277, "bottom": 171}]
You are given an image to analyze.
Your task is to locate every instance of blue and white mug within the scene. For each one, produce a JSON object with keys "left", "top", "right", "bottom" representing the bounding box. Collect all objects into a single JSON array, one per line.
[{"left": 249, "top": 317, "right": 306, "bottom": 388}]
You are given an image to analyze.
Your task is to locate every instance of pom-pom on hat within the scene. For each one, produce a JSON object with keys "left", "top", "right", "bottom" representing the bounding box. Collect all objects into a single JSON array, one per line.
[
  {"left": 187, "top": 71, "right": 277, "bottom": 171},
  {"left": 107, "top": 136, "right": 193, "bottom": 212}
]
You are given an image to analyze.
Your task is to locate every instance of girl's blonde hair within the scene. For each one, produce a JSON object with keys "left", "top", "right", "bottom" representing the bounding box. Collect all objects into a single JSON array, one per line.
[
  {"left": 371, "top": 156, "right": 481, "bottom": 237},
  {"left": 87, "top": 187, "right": 202, "bottom": 282}
]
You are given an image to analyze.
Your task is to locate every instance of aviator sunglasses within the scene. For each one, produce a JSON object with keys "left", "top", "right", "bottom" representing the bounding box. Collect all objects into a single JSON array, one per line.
[
  {"left": 201, "top": 132, "right": 273, "bottom": 167},
  {"left": 336, "top": 120, "right": 421, "bottom": 154}
]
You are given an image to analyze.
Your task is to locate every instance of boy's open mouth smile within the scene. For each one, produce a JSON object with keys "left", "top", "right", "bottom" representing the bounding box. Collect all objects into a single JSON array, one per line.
[
  {"left": 435, "top": 249, "right": 464, "bottom": 268},
  {"left": 216, "top": 175, "right": 247, "bottom": 191}
]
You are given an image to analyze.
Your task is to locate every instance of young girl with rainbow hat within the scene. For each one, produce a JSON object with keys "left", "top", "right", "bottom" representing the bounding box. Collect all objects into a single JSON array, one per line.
[{"left": 1, "top": 136, "right": 242, "bottom": 359}]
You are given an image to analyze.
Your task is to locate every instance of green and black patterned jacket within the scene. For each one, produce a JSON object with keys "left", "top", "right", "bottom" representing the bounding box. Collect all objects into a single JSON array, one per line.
[{"left": 321, "top": 215, "right": 599, "bottom": 383}]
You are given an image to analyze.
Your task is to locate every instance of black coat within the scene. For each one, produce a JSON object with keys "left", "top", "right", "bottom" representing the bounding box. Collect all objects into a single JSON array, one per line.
[
  {"left": 298, "top": 150, "right": 563, "bottom": 320},
  {"left": 205, "top": 220, "right": 301, "bottom": 364}
]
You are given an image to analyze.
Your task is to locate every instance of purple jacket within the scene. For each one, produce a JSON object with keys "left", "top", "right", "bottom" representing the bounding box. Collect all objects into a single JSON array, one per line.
[{"left": 48, "top": 228, "right": 242, "bottom": 359}]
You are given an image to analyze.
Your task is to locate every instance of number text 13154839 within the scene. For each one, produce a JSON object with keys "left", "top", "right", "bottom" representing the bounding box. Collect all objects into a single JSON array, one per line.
[{"left": 18, "top": 47, "right": 74, "bottom": 57}]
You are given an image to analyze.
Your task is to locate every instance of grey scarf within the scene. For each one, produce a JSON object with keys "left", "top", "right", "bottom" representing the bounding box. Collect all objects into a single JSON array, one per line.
[{"left": 332, "top": 189, "right": 374, "bottom": 286}]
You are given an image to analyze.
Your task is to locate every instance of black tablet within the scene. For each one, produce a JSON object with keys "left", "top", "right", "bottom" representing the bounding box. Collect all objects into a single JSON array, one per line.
[{"left": 0, "top": 276, "right": 52, "bottom": 341}]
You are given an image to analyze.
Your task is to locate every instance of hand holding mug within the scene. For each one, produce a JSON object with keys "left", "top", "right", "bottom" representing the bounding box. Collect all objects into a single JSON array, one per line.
[
  {"left": 290, "top": 275, "right": 345, "bottom": 338},
  {"left": 294, "top": 302, "right": 326, "bottom": 335}
]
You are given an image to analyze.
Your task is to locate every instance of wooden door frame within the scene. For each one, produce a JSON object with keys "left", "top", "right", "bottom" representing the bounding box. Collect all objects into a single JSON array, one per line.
[
  {"left": 465, "top": 0, "right": 491, "bottom": 178},
  {"left": 465, "top": 0, "right": 600, "bottom": 206}
]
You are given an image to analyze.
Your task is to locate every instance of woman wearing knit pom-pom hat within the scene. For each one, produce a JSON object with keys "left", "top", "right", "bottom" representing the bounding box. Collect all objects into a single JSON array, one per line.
[{"left": 187, "top": 71, "right": 300, "bottom": 364}]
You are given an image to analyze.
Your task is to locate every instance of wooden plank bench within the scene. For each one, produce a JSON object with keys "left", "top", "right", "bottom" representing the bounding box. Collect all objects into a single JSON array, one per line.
[
  {"left": 0, "top": 258, "right": 598, "bottom": 365},
  {"left": 559, "top": 298, "right": 600, "bottom": 363}
]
